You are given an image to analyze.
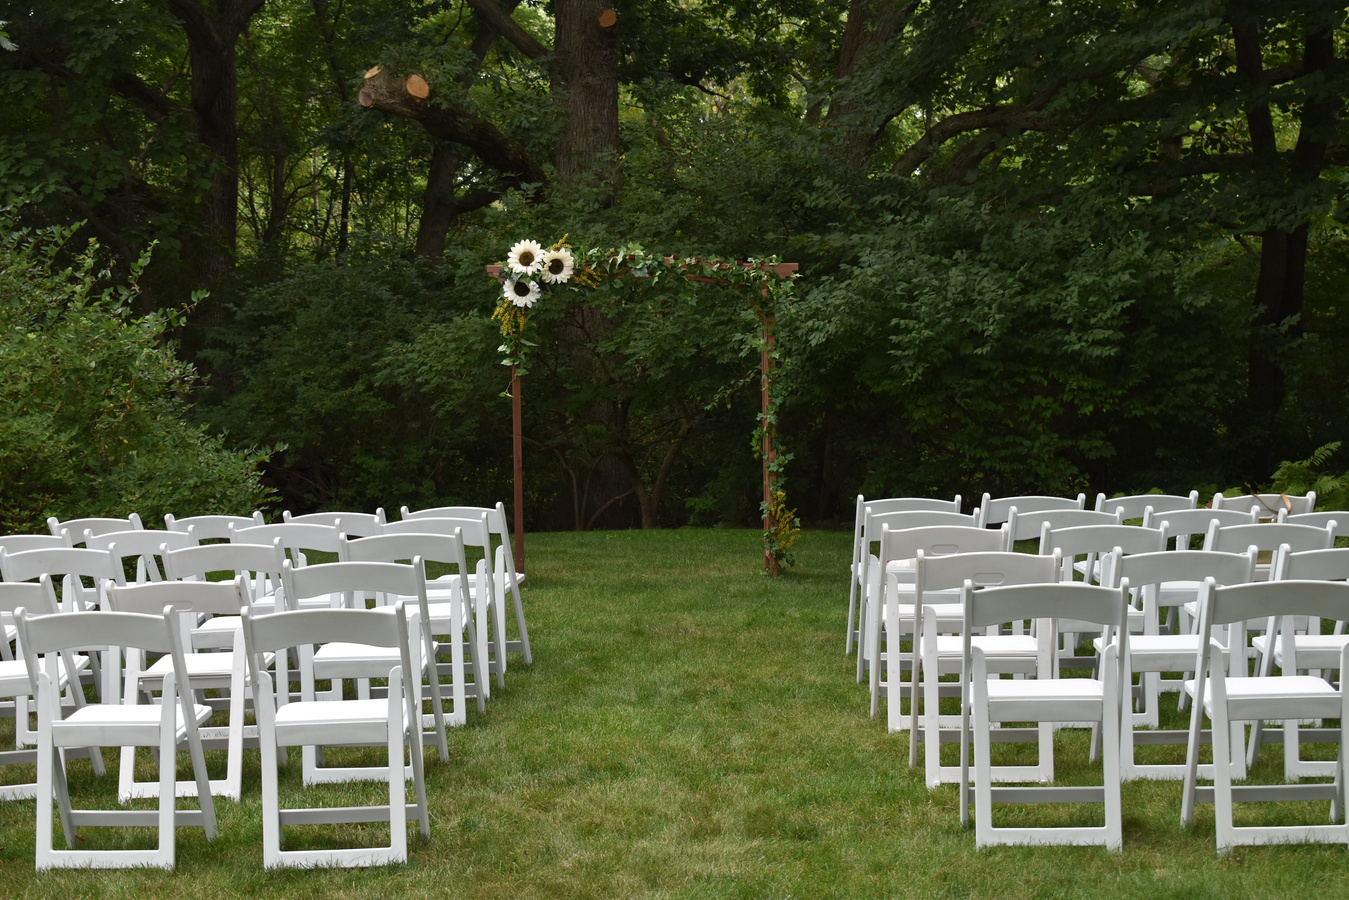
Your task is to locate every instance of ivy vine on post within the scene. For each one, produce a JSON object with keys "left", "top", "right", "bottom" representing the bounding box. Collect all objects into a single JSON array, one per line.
[{"left": 487, "top": 243, "right": 798, "bottom": 576}]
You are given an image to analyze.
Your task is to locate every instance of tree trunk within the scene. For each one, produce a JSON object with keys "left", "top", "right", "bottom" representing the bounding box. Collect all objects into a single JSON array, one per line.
[
  {"left": 823, "top": 0, "right": 916, "bottom": 174},
  {"left": 167, "top": 0, "right": 265, "bottom": 294},
  {"left": 552, "top": 0, "right": 620, "bottom": 198}
]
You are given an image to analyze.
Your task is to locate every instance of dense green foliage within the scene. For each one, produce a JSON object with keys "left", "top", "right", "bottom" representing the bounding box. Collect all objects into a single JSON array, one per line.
[
  {"left": 0, "top": 217, "right": 275, "bottom": 531},
  {"left": 3, "top": 0, "right": 1348, "bottom": 525}
]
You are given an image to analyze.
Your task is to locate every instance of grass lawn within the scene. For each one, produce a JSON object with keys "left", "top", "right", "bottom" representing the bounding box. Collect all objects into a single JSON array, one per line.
[{"left": 2, "top": 527, "right": 1349, "bottom": 897}]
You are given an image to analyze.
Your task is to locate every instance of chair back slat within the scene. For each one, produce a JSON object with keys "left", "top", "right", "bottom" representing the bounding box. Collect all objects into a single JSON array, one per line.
[
  {"left": 107, "top": 578, "right": 248, "bottom": 617},
  {"left": 978, "top": 493, "right": 1085, "bottom": 527},
  {"left": 917, "top": 550, "right": 1058, "bottom": 593},
  {"left": 1095, "top": 491, "right": 1198, "bottom": 519},
  {"left": 965, "top": 580, "right": 1127, "bottom": 631}
]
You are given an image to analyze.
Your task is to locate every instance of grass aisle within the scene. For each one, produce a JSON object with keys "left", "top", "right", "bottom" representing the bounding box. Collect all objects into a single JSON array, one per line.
[{"left": 3, "top": 528, "right": 1349, "bottom": 897}]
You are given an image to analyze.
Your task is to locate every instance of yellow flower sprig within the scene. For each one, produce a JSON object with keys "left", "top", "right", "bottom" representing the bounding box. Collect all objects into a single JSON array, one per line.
[{"left": 491, "top": 299, "right": 527, "bottom": 339}]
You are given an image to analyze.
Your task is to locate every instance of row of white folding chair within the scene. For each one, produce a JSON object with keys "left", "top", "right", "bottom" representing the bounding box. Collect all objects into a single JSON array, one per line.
[
  {"left": 975, "top": 492, "right": 1085, "bottom": 528},
  {"left": 401, "top": 503, "right": 532, "bottom": 668},
  {"left": 15, "top": 603, "right": 217, "bottom": 870},
  {"left": 1095, "top": 491, "right": 1199, "bottom": 519},
  {"left": 0, "top": 534, "right": 73, "bottom": 660},
  {"left": 1181, "top": 577, "right": 1349, "bottom": 853},
  {"left": 846, "top": 495, "right": 962, "bottom": 654}
]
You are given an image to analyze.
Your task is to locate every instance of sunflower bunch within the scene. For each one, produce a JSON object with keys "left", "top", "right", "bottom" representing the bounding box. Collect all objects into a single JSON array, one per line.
[{"left": 500, "top": 237, "right": 577, "bottom": 310}]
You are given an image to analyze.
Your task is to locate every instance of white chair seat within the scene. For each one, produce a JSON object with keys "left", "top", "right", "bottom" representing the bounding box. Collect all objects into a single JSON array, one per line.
[
  {"left": 1186, "top": 675, "right": 1341, "bottom": 720},
  {"left": 1251, "top": 633, "right": 1349, "bottom": 669},
  {"left": 986, "top": 677, "right": 1106, "bottom": 721},
  {"left": 273, "top": 698, "right": 403, "bottom": 745},
  {"left": 53, "top": 701, "right": 212, "bottom": 746}
]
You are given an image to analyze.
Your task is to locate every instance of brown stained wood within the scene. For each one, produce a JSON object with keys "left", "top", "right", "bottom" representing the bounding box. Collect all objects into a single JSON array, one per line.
[
  {"left": 364, "top": 64, "right": 383, "bottom": 79},
  {"left": 598, "top": 8, "right": 617, "bottom": 27},
  {"left": 405, "top": 74, "right": 430, "bottom": 99}
]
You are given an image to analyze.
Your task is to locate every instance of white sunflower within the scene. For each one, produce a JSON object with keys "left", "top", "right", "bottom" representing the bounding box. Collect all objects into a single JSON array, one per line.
[
  {"left": 507, "top": 239, "right": 544, "bottom": 275},
  {"left": 540, "top": 248, "right": 575, "bottom": 284},
  {"left": 505, "top": 278, "right": 541, "bottom": 308}
]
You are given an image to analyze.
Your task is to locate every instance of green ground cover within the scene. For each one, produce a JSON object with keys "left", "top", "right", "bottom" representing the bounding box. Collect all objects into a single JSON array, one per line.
[{"left": 2, "top": 528, "right": 1348, "bottom": 898}]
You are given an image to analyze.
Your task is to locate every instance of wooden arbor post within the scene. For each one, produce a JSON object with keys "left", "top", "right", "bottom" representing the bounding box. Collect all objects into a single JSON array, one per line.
[{"left": 488, "top": 258, "right": 797, "bottom": 576}]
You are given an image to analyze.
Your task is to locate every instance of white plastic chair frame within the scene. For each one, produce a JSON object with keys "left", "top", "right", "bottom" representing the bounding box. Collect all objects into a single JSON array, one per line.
[
  {"left": 1111, "top": 549, "right": 1257, "bottom": 781},
  {"left": 960, "top": 580, "right": 1128, "bottom": 850},
  {"left": 0, "top": 534, "right": 71, "bottom": 660},
  {"left": 85, "top": 528, "right": 198, "bottom": 584},
  {"left": 854, "top": 509, "right": 980, "bottom": 683},
  {"left": 1006, "top": 507, "right": 1120, "bottom": 547},
  {"left": 162, "top": 539, "right": 289, "bottom": 649},
  {"left": 1247, "top": 544, "right": 1349, "bottom": 779},
  {"left": 401, "top": 503, "right": 532, "bottom": 666},
  {"left": 279, "top": 559, "right": 449, "bottom": 779},
  {"left": 0, "top": 577, "right": 103, "bottom": 800},
  {"left": 1181, "top": 578, "right": 1349, "bottom": 853},
  {"left": 867, "top": 523, "right": 1007, "bottom": 719},
  {"left": 16, "top": 605, "right": 217, "bottom": 871},
  {"left": 1213, "top": 492, "right": 1317, "bottom": 521},
  {"left": 341, "top": 531, "right": 481, "bottom": 720},
  {"left": 906, "top": 550, "right": 1060, "bottom": 789},
  {"left": 104, "top": 578, "right": 257, "bottom": 802},
  {"left": 975, "top": 493, "right": 1085, "bottom": 529},
  {"left": 47, "top": 514, "right": 143, "bottom": 545},
  {"left": 844, "top": 495, "right": 962, "bottom": 654},
  {"left": 242, "top": 603, "right": 430, "bottom": 868}
]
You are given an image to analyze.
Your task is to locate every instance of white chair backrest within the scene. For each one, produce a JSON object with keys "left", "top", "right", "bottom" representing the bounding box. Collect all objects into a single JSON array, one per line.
[
  {"left": 1196, "top": 579, "right": 1349, "bottom": 670},
  {"left": 1007, "top": 507, "right": 1119, "bottom": 543},
  {"left": 284, "top": 509, "right": 387, "bottom": 536},
  {"left": 917, "top": 549, "right": 1059, "bottom": 594},
  {"left": 1280, "top": 511, "right": 1342, "bottom": 536},
  {"left": 0, "top": 546, "right": 124, "bottom": 612},
  {"left": 854, "top": 496, "right": 963, "bottom": 519},
  {"left": 47, "top": 514, "right": 143, "bottom": 544},
  {"left": 279, "top": 559, "right": 428, "bottom": 614},
  {"left": 165, "top": 513, "right": 263, "bottom": 541},
  {"left": 400, "top": 504, "right": 515, "bottom": 568},
  {"left": 1039, "top": 523, "right": 1166, "bottom": 585},
  {"left": 229, "top": 522, "right": 340, "bottom": 566},
  {"left": 1094, "top": 491, "right": 1198, "bottom": 520},
  {"left": 106, "top": 577, "right": 249, "bottom": 618},
  {"left": 383, "top": 515, "right": 491, "bottom": 552},
  {"left": 1146, "top": 506, "right": 1257, "bottom": 545},
  {"left": 0, "top": 533, "right": 71, "bottom": 554},
  {"left": 1275, "top": 546, "right": 1349, "bottom": 582},
  {"left": 865, "top": 510, "right": 977, "bottom": 548},
  {"left": 1204, "top": 521, "right": 1335, "bottom": 555},
  {"left": 964, "top": 579, "right": 1128, "bottom": 636},
  {"left": 977, "top": 493, "right": 1085, "bottom": 527},
  {"left": 1117, "top": 548, "right": 1258, "bottom": 591},
  {"left": 1213, "top": 492, "right": 1317, "bottom": 518},
  {"left": 162, "top": 539, "right": 286, "bottom": 582},
  {"left": 879, "top": 524, "right": 1009, "bottom": 565},
  {"left": 340, "top": 531, "right": 467, "bottom": 570},
  {"left": 86, "top": 528, "right": 198, "bottom": 583}
]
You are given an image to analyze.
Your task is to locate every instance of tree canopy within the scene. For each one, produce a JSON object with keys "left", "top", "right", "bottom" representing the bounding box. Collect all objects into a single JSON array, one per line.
[{"left": 2, "top": 0, "right": 1347, "bottom": 527}]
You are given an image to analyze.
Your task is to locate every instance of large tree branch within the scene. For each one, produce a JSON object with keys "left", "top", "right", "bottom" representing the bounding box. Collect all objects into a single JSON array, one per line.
[
  {"left": 463, "top": 0, "right": 550, "bottom": 61},
  {"left": 359, "top": 69, "right": 547, "bottom": 186}
]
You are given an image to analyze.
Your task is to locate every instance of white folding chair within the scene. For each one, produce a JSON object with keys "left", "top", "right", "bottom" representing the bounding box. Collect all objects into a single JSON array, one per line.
[
  {"left": 1281, "top": 511, "right": 1343, "bottom": 538},
  {"left": 855, "top": 509, "right": 980, "bottom": 683},
  {"left": 907, "top": 550, "right": 1059, "bottom": 788},
  {"left": 341, "top": 531, "right": 481, "bottom": 720},
  {"left": 868, "top": 523, "right": 1007, "bottom": 721},
  {"left": 1095, "top": 491, "right": 1198, "bottom": 520},
  {"left": 1181, "top": 578, "right": 1349, "bottom": 852},
  {"left": 230, "top": 522, "right": 342, "bottom": 611},
  {"left": 961, "top": 580, "right": 1128, "bottom": 850},
  {"left": 844, "top": 495, "right": 962, "bottom": 654},
  {"left": 1111, "top": 549, "right": 1257, "bottom": 781},
  {"left": 1247, "top": 544, "right": 1349, "bottom": 778},
  {"left": 16, "top": 605, "right": 217, "bottom": 870},
  {"left": 401, "top": 503, "right": 532, "bottom": 666},
  {"left": 280, "top": 559, "right": 449, "bottom": 779},
  {"left": 975, "top": 493, "right": 1085, "bottom": 529},
  {"left": 1006, "top": 507, "right": 1120, "bottom": 549},
  {"left": 243, "top": 603, "right": 429, "bottom": 868},
  {"left": 0, "top": 577, "right": 102, "bottom": 800},
  {"left": 0, "top": 533, "right": 72, "bottom": 658},
  {"left": 105, "top": 578, "right": 257, "bottom": 802}
]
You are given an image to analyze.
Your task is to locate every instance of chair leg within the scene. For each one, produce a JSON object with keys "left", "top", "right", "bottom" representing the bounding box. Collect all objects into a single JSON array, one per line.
[{"left": 387, "top": 669, "right": 408, "bottom": 864}]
